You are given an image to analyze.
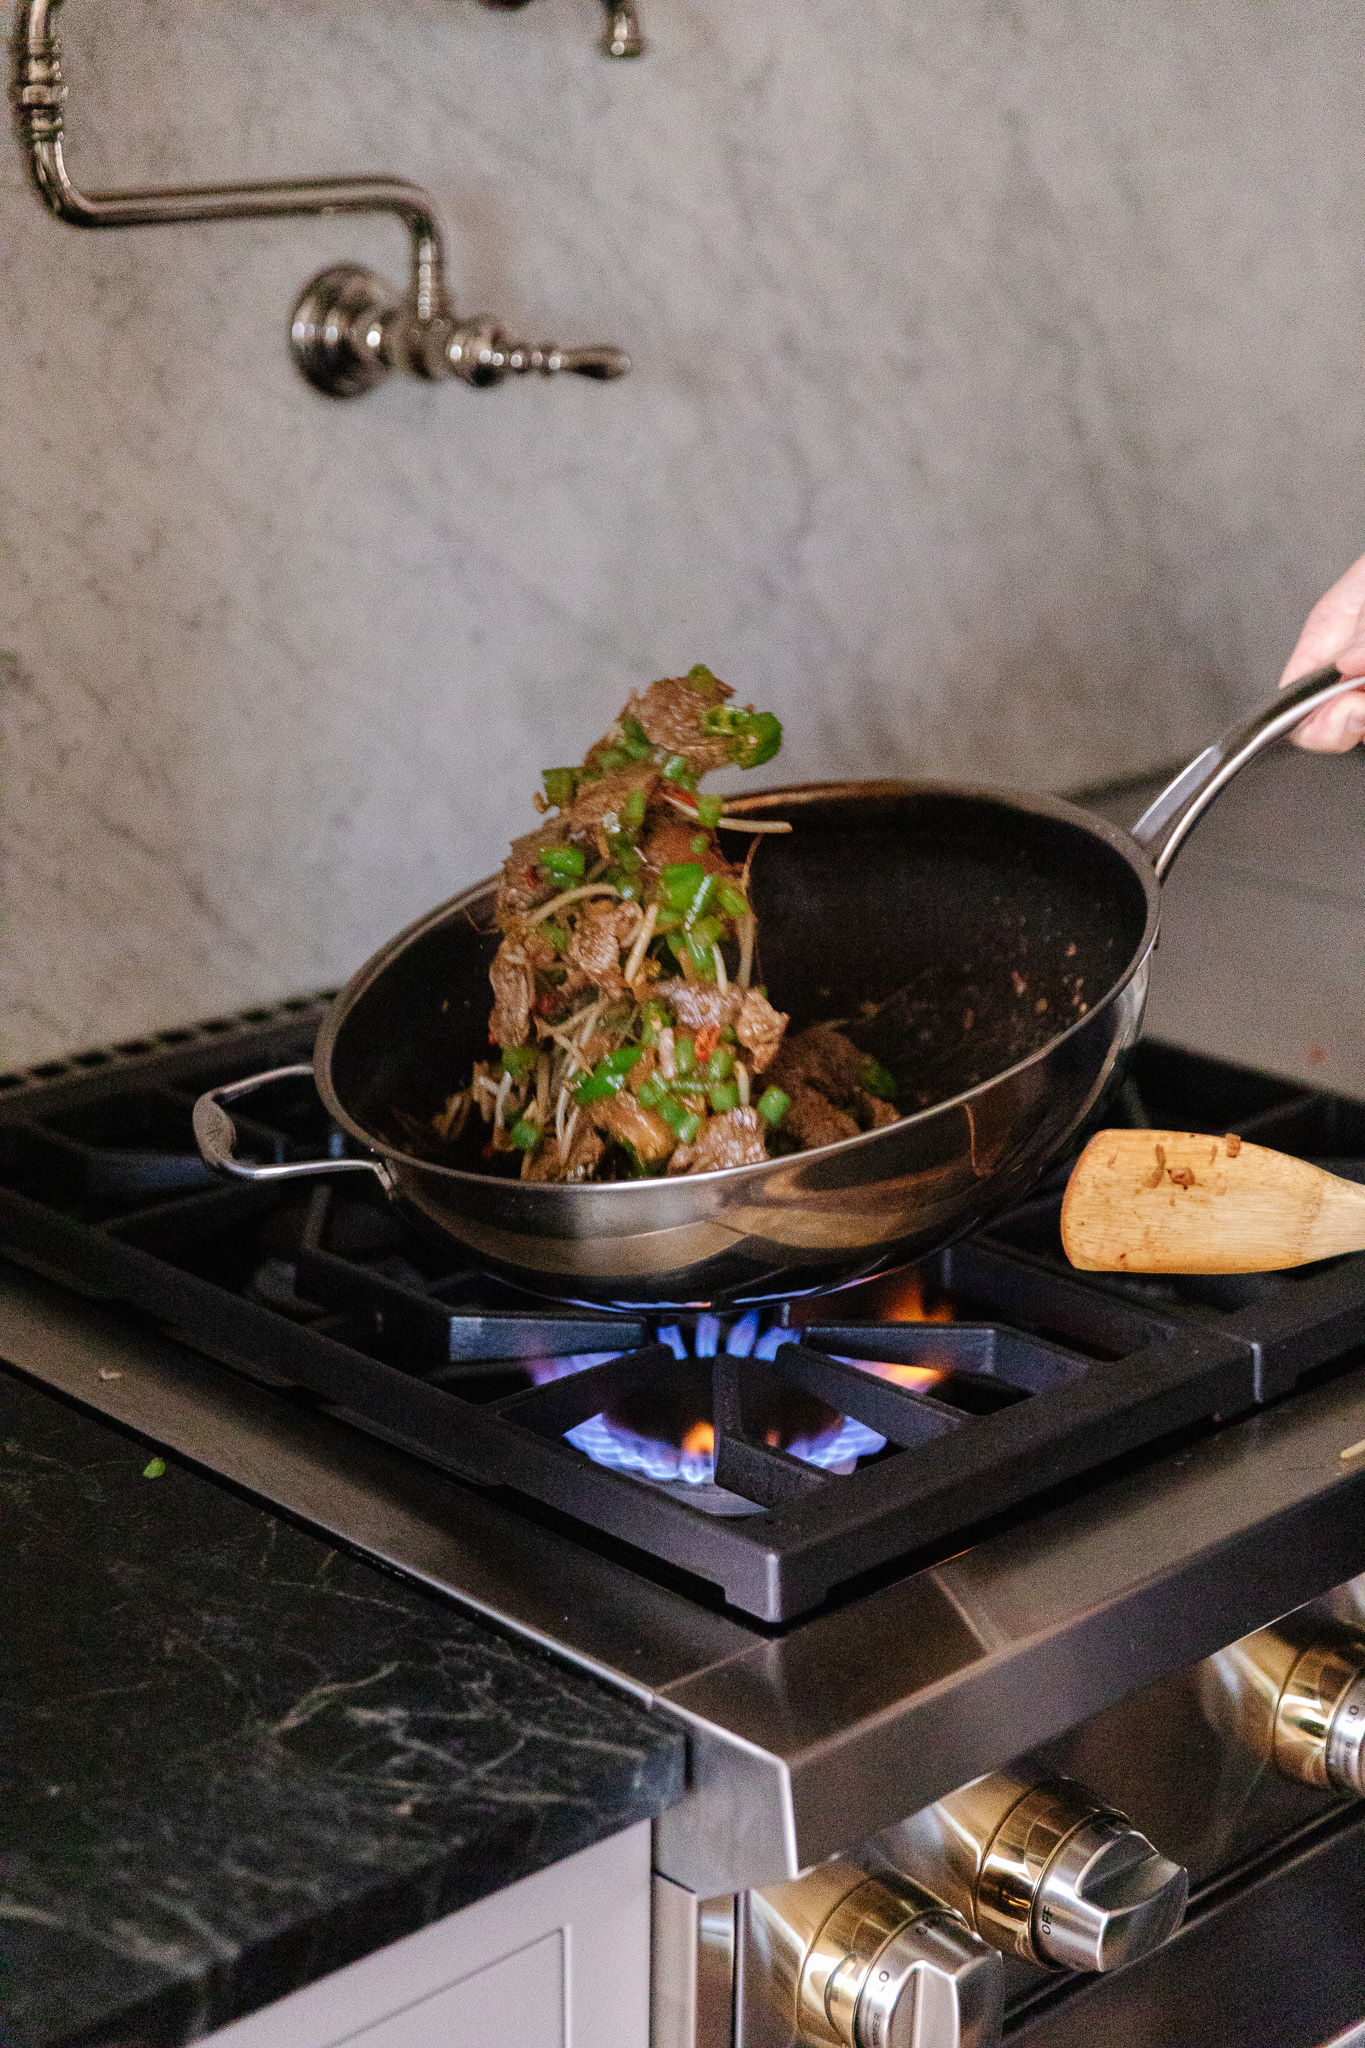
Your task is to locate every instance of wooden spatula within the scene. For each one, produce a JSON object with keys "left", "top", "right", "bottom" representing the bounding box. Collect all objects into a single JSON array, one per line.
[{"left": 1061, "top": 1129, "right": 1365, "bottom": 1273}]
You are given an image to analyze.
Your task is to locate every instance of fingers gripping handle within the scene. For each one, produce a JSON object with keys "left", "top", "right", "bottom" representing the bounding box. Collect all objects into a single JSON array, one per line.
[
  {"left": 192, "top": 1064, "right": 391, "bottom": 1188},
  {"left": 1131, "top": 665, "right": 1359, "bottom": 882}
]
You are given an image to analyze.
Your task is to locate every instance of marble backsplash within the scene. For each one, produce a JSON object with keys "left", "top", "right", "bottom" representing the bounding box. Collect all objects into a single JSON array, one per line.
[{"left": 3, "top": 0, "right": 1364, "bottom": 1066}]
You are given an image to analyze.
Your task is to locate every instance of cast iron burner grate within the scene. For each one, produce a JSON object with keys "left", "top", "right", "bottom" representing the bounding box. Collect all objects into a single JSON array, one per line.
[{"left": 5, "top": 1005, "right": 1365, "bottom": 1621}]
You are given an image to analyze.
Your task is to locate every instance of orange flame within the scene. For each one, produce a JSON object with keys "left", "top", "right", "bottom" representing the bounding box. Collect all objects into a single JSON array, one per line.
[
  {"left": 885, "top": 1271, "right": 954, "bottom": 1324},
  {"left": 681, "top": 1420, "right": 716, "bottom": 1457},
  {"left": 864, "top": 1359, "right": 949, "bottom": 1389}
]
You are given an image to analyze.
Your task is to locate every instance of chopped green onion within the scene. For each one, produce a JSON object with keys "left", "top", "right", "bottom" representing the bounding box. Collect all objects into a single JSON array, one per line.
[
  {"left": 690, "top": 833, "right": 709, "bottom": 854},
  {"left": 756, "top": 1087, "right": 790, "bottom": 1127},
  {"left": 719, "top": 1023, "right": 738, "bottom": 1044},
  {"left": 540, "top": 922, "right": 569, "bottom": 954},
  {"left": 860, "top": 1057, "right": 898, "bottom": 1101},
  {"left": 142, "top": 1456, "right": 166, "bottom": 1480},
  {"left": 708, "top": 1080, "right": 740, "bottom": 1114},
  {"left": 717, "top": 883, "right": 749, "bottom": 919},
  {"left": 623, "top": 786, "right": 647, "bottom": 830},
  {"left": 655, "top": 907, "right": 682, "bottom": 933},
  {"left": 541, "top": 767, "right": 578, "bottom": 809},
  {"left": 695, "top": 794, "right": 724, "bottom": 830},
  {"left": 659, "top": 1095, "right": 688, "bottom": 1133},
  {"left": 675, "top": 1110, "right": 703, "bottom": 1145},
  {"left": 539, "top": 845, "right": 585, "bottom": 883},
  {"left": 596, "top": 747, "right": 629, "bottom": 771},
  {"left": 509, "top": 1118, "right": 543, "bottom": 1153},
  {"left": 637, "top": 1073, "right": 667, "bottom": 1109},
  {"left": 674, "top": 1035, "right": 696, "bottom": 1077},
  {"left": 610, "top": 841, "right": 642, "bottom": 872},
  {"left": 614, "top": 875, "right": 642, "bottom": 901},
  {"left": 600, "top": 1046, "right": 643, "bottom": 1081},
  {"left": 705, "top": 1045, "right": 735, "bottom": 1082},
  {"left": 501, "top": 1045, "right": 538, "bottom": 1078},
  {"left": 661, "top": 754, "right": 699, "bottom": 792}
]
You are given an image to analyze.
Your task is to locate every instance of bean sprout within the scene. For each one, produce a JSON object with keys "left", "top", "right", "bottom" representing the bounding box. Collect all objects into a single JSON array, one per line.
[
  {"left": 623, "top": 901, "right": 658, "bottom": 986},
  {"left": 526, "top": 882, "right": 620, "bottom": 928},
  {"left": 737, "top": 911, "right": 755, "bottom": 989}
]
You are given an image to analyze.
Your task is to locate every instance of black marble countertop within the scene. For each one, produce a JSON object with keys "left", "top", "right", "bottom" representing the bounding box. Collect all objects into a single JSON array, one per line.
[{"left": 0, "top": 1367, "right": 686, "bottom": 2048}]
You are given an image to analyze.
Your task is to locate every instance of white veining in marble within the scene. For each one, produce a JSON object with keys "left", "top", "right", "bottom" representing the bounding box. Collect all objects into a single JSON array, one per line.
[{"left": 3, "top": 0, "right": 1365, "bottom": 1065}]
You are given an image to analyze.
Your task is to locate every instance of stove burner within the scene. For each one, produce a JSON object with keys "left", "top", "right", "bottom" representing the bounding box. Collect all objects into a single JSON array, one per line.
[
  {"left": 530, "top": 1311, "right": 887, "bottom": 1489},
  {"left": 6, "top": 1009, "right": 1365, "bottom": 1618}
]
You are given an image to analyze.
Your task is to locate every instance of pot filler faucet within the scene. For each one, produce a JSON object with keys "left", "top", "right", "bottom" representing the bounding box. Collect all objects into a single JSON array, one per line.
[{"left": 9, "top": 0, "right": 632, "bottom": 399}]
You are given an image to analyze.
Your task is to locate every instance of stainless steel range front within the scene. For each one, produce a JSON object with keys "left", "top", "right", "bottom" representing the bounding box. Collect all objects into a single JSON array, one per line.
[{"left": 5, "top": 1004, "right": 1365, "bottom": 2048}]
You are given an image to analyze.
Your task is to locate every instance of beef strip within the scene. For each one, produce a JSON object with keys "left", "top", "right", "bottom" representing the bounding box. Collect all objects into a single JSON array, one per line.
[
  {"left": 735, "top": 989, "right": 788, "bottom": 1073},
  {"left": 779, "top": 1082, "right": 860, "bottom": 1150},
  {"left": 489, "top": 939, "right": 538, "bottom": 1048},
  {"left": 667, "top": 1107, "right": 768, "bottom": 1175},
  {"left": 655, "top": 980, "right": 743, "bottom": 1034},
  {"left": 768, "top": 1026, "right": 867, "bottom": 1108},
  {"left": 564, "top": 763, "right": 659, "bottom": 838},
  {"left": 589, "top": 1091, "right": 675, "bottom": 1163},
  {"left": 620, "top": 675, "right": 735, "bottom": 779},
  {"left": 566, "top": 898, "right": 642, "bottom": 995}
]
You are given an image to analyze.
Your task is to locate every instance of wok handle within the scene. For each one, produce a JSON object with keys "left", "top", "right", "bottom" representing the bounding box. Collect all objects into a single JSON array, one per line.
[
  {"left": 1131, "top": 664, "right": 1358, "bottom": 881},
  {"left": 192, "top": 1063, "right": 393, "bottom": 1189}
]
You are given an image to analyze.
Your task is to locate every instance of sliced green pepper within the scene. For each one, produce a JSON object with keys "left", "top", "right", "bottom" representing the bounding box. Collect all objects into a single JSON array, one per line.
[
  {"left": 756, "top": 1087, "right": 790, "bottom": 1127},
  {"left": 683, "top": 873, "right": 716, "bottom": 929},
  {"left": 539, "top": 845, "right": 585, "bottom": 884},
  {"left": 541, "top": 767, "right": 578, "bottom": 810},
  {"left": 659, "top": 862, "right": 706, "bottom": 909},
  {"left": 700, "top": 705, "right": 784, "bottom": 769}
]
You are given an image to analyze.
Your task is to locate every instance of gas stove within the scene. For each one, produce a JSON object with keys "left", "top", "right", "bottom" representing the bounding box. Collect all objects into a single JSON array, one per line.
[{"left": 6, "top": 1005, "right": 1365, "bottom": 2043}]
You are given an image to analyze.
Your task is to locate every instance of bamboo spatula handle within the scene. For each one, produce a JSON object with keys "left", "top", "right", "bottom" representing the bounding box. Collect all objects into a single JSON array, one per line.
[{"left": 1061, "top": 1130, "right": 1365, "bottom": 1274}]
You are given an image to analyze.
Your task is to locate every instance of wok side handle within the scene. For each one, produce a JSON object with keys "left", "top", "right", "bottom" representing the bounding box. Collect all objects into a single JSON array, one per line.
[
  {"left": 192, "top": 1064, "right": 393, "bottom": 1189},
  {"left": 1131, "top": 664, "right": 1356, "bottom": 881}
]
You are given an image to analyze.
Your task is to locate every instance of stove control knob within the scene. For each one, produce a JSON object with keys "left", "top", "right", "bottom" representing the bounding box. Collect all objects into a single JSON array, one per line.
[
  {"left": 1201, "top": 1621, "right": 1365, "bottom": 1794},
  {"left": 974, "top": 1782, "right": 1187, "bottom": 1972},
  {"left": 1024, "top": 1808, "right": 1188, "bottom": 1972},
  {"left": 754, "top": 1862, "right": 1004, "bottom": 2048},
  {"left": 877, "top": 1773, "right": 1187, "bottom": 1975}
]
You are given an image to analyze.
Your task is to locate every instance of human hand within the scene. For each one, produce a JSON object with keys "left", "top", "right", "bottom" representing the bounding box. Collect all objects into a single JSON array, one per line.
[{"left": 1280, "top": 550, "right": 1365, "bottom": 750}]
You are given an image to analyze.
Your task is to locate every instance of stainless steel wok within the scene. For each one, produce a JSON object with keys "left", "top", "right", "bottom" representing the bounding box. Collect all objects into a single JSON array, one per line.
[{"left": 193, "top": 665, "right": 1355, "bottom": 1305}]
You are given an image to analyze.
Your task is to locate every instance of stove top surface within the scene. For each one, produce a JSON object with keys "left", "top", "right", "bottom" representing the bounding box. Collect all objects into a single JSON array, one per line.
[
  {"left": 4, "top": 1004, "right": 1365, "bottom": 1622},
  {"left": 7, "top": 1004, "right": 1365, "bottom": 1888}
]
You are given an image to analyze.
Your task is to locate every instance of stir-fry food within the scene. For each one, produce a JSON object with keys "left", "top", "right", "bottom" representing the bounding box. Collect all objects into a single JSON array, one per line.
[{"left": 438, "top": 668, "right": 900, "bottom": 1180}]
